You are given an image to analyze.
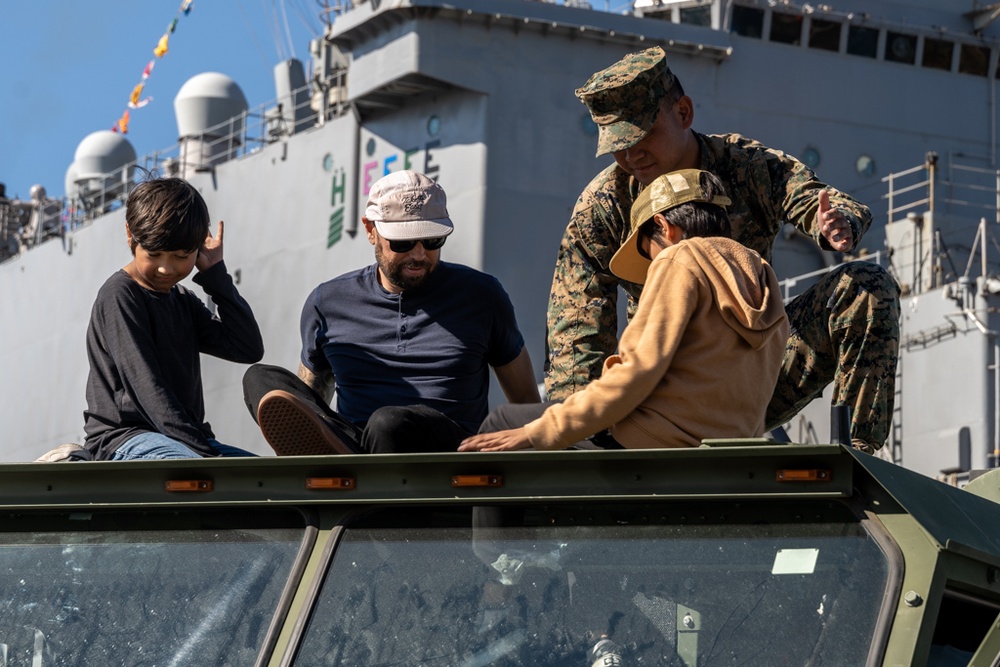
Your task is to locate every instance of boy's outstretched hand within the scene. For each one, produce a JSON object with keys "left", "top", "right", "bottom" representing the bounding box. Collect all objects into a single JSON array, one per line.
[
  {"left": 459, "top": 427, "right": 533, "bottom": 452},
  {"left": 196, "top": 220, "right": 224, "bottom": 271}
]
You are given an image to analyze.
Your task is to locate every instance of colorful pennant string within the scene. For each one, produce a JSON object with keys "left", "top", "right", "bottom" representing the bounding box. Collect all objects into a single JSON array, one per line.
[
  {"left": 115, "top": 110, "right": 131, "bottom": 135},
  {"left": 112, "top": 0, "right": 194, "bottom": 133}
]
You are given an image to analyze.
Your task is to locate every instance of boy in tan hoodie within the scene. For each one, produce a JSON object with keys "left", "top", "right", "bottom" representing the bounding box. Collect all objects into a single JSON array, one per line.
[{"left": 459, "top": 169, "right": 789, "bottom": 452}]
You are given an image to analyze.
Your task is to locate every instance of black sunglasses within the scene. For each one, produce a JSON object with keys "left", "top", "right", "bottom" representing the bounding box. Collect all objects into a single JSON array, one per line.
[{"left": 387, "top": 237, "right": 447, "bottom": 253}]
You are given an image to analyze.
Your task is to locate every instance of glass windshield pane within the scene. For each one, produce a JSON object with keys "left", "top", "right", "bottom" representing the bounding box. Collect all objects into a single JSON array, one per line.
[
  {"left": 297, "top": 504, "right": 889, "bottom": 666},
  {"left": 0, "top": 511, "right": 304, "bottom": 666}
]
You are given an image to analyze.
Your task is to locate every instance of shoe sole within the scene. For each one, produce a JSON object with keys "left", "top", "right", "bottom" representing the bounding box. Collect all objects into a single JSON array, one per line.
[
  {"left": 35, "top": 443, "right": 85, "bottom": 463},
  {"left": 257, "top": 390, "right": 357, "bottom": 456}
]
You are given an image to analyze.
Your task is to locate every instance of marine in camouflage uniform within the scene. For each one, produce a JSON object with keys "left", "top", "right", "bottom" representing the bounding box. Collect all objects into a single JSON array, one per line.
[{"left": 545, "top": 46, "right": 900, "bottom": 452}]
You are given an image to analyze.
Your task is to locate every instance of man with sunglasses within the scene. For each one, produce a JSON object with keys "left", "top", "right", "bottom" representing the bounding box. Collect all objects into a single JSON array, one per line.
[
  {"left": 545, "top": 46, "right": 900, "bottom": 454},
  {"left": 243, "top": 170, "right": 539, "bottom": 455}
]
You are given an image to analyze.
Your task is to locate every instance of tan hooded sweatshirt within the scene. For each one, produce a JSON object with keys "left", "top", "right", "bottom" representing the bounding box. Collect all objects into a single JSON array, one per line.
[{"left": 526, "top": 236, "right": 789, "bottom": 449}]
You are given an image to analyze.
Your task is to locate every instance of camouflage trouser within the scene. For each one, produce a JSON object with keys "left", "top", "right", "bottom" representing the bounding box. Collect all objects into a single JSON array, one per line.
[{"left": 765, "top": 262, "right": 900, "bottom": 451}]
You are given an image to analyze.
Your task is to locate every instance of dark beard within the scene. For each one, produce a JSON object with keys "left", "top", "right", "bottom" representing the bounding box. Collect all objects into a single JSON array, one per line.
[{"left": 375, "top": 241, "right": 436, "bottom": 291}]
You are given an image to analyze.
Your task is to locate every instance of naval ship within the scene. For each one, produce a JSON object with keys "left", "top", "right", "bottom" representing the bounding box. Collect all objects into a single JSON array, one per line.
[{"left": 2, "top": 0, "right": 998, "bottom": 481}]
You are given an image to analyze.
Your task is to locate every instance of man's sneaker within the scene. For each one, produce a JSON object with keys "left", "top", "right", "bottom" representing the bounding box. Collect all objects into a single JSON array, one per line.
[
  {"left": 257, "top": 390, "right": 360, "bottom": 455},
  {"left": 35, "top": 443, "right": 87, "bottom": 462}
]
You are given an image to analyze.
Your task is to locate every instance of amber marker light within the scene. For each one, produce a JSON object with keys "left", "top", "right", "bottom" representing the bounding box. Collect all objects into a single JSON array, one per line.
[
  {"left": 164, "top": 480, "right": 213, "bottom": 492},
  {"left": 306, "top": 477, "right": 356, "bottom": 490},
  {"left": 452, "top": 475, "right": 503, "bottom": 488},
  {"left": 775, "top": 469, "right": 832, "bottom": 482}
]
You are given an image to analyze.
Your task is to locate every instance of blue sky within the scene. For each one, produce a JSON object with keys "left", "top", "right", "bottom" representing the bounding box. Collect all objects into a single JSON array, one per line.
[
  {"left": 0, "top": 0, "right": 636, "bottom": 202},
  {"left": 0, "top": 0, "right": 323, "bottom": 201}
]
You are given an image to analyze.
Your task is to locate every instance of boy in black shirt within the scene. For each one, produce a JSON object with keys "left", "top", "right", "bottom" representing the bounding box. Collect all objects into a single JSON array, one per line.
[{"left": 82, "top": 178, "right": 264, "bottom": 460}]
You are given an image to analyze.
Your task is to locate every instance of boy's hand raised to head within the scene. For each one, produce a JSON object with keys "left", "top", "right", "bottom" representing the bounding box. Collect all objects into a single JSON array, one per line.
[{"left": 196, "top": 220, "right": 225, "bottom": 271}]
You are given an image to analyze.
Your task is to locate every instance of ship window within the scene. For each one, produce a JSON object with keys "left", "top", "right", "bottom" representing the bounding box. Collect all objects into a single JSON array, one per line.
[
  {"left": 960, "top": 44, "right": 991, "bottom": 77},
  {"left": 923, "top": 38, "right": 954, "bottom": 71},
  {"left": 680, "top": 6, "right": 711, "bottom": 27},
  {"left": 731, "top": 5, "right": 764, "bottom": 39},
  {"left": 847, "top": 26, "right": 879, "bottom": 58},
  {"left": 885, "top": 32, "right": 917, "bottom": 64},
  {"left": 645, "top": 13, "right": 671, "bottom": 23},
  {"left": 770, "top": 12, "right": 803, "bottom": 45},
  {"left": 808, "top": 18, "right": 841, "bottom": 52}
]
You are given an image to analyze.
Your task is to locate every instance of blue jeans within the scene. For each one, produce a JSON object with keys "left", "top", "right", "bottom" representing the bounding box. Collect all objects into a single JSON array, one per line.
[{"left": 111, "top": 432, "right": 257, "bottom": 460}]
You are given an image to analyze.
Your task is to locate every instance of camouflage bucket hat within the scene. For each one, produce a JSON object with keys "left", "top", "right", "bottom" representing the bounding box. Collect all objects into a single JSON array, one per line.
[
  {"left": 609, "top": 169, "right": 731, "bottom": 284},
  {"left": 575, "top": 46, "right": 678, "bottom": 157}
]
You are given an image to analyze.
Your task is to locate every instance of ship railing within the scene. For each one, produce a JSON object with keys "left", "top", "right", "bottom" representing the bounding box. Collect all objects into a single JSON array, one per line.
[
  {"left": 882, "top": 154, "right": 1000, "bottom": 294},
  {"left": 885, "top": 152, "right": 1000, "bottom": 227},
  {"left": 940, "top": 162, "right": 1000, "bottom": 226},
  {"left": 0, "top": 194, "right": 67, "bottom": 264},
  {"left": 884, "top": 162, "right": 932, "bottom": 223},
  {"left": 777, "top": 250, "right": 887, "bottom": 302},
  {"left": 8, "top": 70, "right": 351, "bottom": 256}
]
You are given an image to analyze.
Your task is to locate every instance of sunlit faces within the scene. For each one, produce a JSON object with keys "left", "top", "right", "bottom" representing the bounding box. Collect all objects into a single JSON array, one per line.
[
  {"left": 127, "top": 245, "right": 198, "bottom": 293},
  {"left": 387, "top": 237, "right": 447, "bottom": 253},
  {"left": 373, "top": 234, "right": 444, "bottom": 293},
  {"left": 612, "top": 97, "right": 697, "bottom": 186},
  {"left": 638, "top": 214, "right": 682, "bottom": 262},
  {"left": 638, "top": 223, "right": 667, "bottom": 261}
]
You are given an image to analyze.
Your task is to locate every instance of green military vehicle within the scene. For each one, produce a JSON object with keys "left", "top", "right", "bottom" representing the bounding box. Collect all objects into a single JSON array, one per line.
[{"left": 3, "top": 442, "right": 1000, "bottom": 666}]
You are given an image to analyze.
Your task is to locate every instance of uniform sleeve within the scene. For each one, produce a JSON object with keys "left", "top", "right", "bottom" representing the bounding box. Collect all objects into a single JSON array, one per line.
[
  {"left": 92, "top": 286, "right": 214, "bottom": 452},
  {"left": 705, "top": 134, "right": 872, "bottom": 259},
  {"left": 528, "top": 256, "right": 701, "bottom": 449},
  {"left": 190, "top": 261, "right": 265, "bottom": 363},
  {"left": 545, "top": 174, "right": 631, "bottom": 401},
  {"left": 762, "top": 142, "right": 872, "bottom": 251}
]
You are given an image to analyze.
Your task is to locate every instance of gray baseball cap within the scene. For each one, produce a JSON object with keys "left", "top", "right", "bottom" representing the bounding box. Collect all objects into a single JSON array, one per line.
[{"left": 364, "top": 170, "right": 454, "bottom": 240}]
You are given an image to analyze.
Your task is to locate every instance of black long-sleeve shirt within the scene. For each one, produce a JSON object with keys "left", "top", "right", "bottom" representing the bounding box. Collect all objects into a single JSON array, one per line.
[{"left": 83, "top": 261, "right": 263, "bottom": 459}]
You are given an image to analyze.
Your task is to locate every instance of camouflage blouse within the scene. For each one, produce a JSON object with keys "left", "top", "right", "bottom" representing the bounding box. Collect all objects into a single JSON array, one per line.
[{"left": 544, "top": 131, "right": 872, "bottom": 400}]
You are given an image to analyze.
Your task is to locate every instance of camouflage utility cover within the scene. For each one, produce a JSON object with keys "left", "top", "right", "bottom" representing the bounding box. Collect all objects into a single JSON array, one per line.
[{"left": 575, "top": 46, "right": 678, "bottom": 157}]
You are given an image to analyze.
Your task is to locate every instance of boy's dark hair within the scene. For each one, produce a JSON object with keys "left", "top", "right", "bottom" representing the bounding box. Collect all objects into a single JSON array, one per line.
[
  {"left": 641, "top": 171, "right": 732, "bottom": 246},
  {"left": 125, "top": 178, "right": 209, "bottom": 254}
]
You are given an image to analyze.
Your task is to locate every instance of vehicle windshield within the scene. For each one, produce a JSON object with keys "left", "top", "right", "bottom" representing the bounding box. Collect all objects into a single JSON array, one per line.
[
  {"left": 296, "top": 503, "right": 890, "bottom": 666},
  {"left": 0, "top": 509, "right": 305, "bottom": 666}
]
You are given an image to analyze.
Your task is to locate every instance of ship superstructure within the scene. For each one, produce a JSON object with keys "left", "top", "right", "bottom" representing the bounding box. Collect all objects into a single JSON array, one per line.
[{"left": 2, "top": 0, "right": 1000, "bottom": 478}]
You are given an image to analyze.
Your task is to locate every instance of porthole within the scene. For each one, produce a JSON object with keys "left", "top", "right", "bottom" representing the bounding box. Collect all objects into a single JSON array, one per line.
[
  {"left": 427, "top": 115, "right": 441, "bottom": 137},
  {"left": 856, "top": 154, "right": 876, "bottom": 177},
  {"left": 802, "top": 146, "right": 821, "bottom": 170}
]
